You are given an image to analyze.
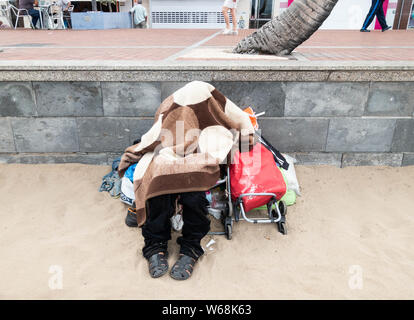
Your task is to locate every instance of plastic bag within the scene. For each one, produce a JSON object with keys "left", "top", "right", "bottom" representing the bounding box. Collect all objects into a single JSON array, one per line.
[
  {"left": 230, "top": 143, "right": 287, "bottom": 212},
  {"left": 281, "top": 153, "right": 301, "bottom": 196},
  {"left": 120, "top": 176, "right": 135, "bottom": 206},
  {"left": 171, "top": 213, "right": 184, "bottom": 231}
]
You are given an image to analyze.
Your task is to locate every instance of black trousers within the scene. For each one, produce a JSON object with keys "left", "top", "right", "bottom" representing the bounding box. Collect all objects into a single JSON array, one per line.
[
  {"left": 142, "top": 192, "right": 210, "bottom": 261},
  {"left": 362, "top": 0, "right": 388, "bottom": 30}
]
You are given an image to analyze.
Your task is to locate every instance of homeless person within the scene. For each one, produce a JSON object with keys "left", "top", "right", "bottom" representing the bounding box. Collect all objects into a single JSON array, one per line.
[{"left": 118, "top": 81, "right": 254, "bottom": 280}]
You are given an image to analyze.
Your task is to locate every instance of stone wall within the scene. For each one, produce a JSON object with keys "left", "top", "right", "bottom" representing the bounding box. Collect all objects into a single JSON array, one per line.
[{"left": 1, "top": 80, "right": 413, "bottom": 167}]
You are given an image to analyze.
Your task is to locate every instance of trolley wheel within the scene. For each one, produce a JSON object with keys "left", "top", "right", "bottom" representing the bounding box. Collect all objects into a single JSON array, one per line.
[
  {"left": 278, "top": 221, "right": 287, "bottom": 235},
  {"left": 226, "top": 224, "right": 232, "bottom": 240},
  {"left": 278, "top": 201, "right": 287, "bottom": 216},
  {"left": 224, "top": 216, "right": 233, "bottom": 240}
]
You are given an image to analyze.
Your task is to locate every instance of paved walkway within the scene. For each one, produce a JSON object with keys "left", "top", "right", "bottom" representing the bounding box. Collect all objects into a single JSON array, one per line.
[{"left": 0, "top": 29, "right": 413, "bottom": 62}]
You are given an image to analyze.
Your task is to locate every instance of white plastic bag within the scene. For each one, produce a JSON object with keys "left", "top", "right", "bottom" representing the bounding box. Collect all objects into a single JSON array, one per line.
[
  {"left": 281, "top": 153, "right": 301, "bottom": 196},
  {"left": 207, "top": 207, "right": 222, "bottom": 220},
  {"left": 120, "top": 176, "right": 135, "bottom": 205},
  {"left": 171, "top": 213, "right": 184, "bottom": 231}
]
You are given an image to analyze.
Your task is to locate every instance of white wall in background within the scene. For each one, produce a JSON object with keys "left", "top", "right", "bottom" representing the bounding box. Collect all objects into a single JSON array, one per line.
[{"left": 149, "top": 0, "right": 250, "bottom": 29}]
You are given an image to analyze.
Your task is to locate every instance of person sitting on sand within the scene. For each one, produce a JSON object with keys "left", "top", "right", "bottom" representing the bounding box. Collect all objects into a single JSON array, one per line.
[{"left": 118, "top": 81, "right": 254, "bottom": 281}]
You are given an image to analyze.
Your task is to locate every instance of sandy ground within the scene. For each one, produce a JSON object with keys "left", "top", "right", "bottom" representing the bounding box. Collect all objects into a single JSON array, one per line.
[{"left": 0, "top": 163, "right": 413, "bottom": 300}]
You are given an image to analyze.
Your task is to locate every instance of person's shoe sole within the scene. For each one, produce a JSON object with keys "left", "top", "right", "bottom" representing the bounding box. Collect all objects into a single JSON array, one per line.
[{"left": 360, "top": 29, "right": 370, "bottom": 32}]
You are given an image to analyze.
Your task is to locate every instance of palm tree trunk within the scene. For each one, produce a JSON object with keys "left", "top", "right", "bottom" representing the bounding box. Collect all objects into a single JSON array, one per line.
[{"left": 233, "top": 0, "right": 339, "bottom": 55}]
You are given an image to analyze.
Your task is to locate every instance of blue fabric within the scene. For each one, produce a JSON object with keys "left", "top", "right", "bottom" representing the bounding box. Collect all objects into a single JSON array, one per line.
[
  {"left": 124, "top": 163, "right": 137, "bottom": 183},
  {"left": 71, "top": 12, "right": 132, "bottom": 30},
  {"left": 28, "top": 8, "right": 40, "bottom": 27},
  {"left": 362, "top": 0, "right": 380, "bottom": 30}
]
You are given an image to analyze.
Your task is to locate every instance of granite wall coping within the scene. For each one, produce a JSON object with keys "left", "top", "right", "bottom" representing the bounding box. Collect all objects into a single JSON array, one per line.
[{"left": 1, "top": 70, "right": 414, "bottom": 82}]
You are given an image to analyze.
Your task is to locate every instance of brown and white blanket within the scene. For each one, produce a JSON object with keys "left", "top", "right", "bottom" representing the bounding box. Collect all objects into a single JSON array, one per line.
[{"left": 118, "top": 81, "right": 254, "bottom": 226}]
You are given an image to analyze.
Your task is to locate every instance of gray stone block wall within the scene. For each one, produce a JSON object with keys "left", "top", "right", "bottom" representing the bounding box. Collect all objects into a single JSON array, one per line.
[
  {"left": 0, "top": 118, "right": 15, "bottom": 152},
  {"left": 212, "top": 82, "right": 286, "bottom": 117},
  {"left": 402, "top": 153, "right": 414, "bottom": 166},
  {"left": 326, "top": 118, "right": 396, "bottom": 152},
  {"left": 0, "top": 82, "right": 36, "bottom": 117},
  {"left": 259, "top": 118, "right": 329, "bottom": 152},
  {"left": 76, "top": 118, "right": 153, "bottom": 152},
  {"left": 342, "top": 153, "right": 404, "bottom": 167},
  {"left": 365, "top": 82, "right": 414, "bottom": 116},
  {"left": 0, "top": 153, "right": 109, "bottom": 165},
  {"left": 12, "top": 118, "right": 79, "bottom": 153},
  {"left": 391, "top": 119, "right": 414, "bottom": 152},
  {"left": 33, "top": 82, "right": 104, "bottom": 117},
  {"left": 1, "top": 80, "right": 413, "bottom": 167},
  {"left": 285, "top": 82, "right": 368, "bottom": 117},
  {"left": 102, "top": 82, "right": 161, "bottom": 117}
]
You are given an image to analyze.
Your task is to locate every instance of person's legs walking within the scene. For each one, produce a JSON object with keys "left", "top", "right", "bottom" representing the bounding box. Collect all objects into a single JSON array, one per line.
[
  {"left": 376, "top": 3, "right": 390, "bottom": 31},
  {"left": 230, "top": 8, "right": 238, "bottom": 34},
  {"left": 361, "top": 0, "right": 381, "bottom": 31},
  {"left": 222, "top": 6, "right": 231, "bottom": 33}
]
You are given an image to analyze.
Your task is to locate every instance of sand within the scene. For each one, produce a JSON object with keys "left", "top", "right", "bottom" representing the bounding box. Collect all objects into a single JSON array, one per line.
[{"left": 0, "top": 163, "right": 413, "bottom": 300}]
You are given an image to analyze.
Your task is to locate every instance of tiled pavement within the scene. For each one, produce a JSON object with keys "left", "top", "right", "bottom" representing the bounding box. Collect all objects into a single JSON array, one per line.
[{"left": 0, "top": 29, "right": 413, "bottom": 61}]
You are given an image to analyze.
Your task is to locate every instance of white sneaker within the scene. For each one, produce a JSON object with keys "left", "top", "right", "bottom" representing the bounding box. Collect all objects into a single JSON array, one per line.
[
  {"left": 232, "top": 29, "right": 238, "bottom": 35},
  {"left": 222, "top": 28, "right": 232, "bottom": 35}
]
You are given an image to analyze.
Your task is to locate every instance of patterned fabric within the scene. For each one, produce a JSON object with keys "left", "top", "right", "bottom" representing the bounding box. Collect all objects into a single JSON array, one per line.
[{"left": 118, "top": 81, "right": 253, "bottom": 226}]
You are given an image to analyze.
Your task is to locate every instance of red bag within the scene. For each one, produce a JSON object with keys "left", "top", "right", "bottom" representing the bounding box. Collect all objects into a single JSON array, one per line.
[{"left": 230, "top": 143, "right": 286, "bottom": 212}]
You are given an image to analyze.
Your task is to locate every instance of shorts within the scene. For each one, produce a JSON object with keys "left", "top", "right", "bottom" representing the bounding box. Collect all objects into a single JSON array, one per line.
[
  {"left": 223, "top": 0, "right": 238, "bottom": 9},
  {"left": 134, "top": 21, "right": 147, "bottom": 29}
]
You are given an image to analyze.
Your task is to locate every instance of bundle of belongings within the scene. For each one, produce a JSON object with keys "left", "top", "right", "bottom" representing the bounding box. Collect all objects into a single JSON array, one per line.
[{"left": 101, "top": 81, "right": 301, "bottom": 232}]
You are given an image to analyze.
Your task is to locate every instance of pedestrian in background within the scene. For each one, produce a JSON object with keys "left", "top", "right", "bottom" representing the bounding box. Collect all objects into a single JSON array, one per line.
[
  {"left": 360, "top": 0, "right": 391, "bottom": 32},
  {"left": 19, "top": 0, "right": 40, "bottom": 29},
  {"left": 222, "top": 0, "right": 239, "bottom": 35},
  {"left": 130, "top": 0, "right": 147, "bottom": 29}
]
